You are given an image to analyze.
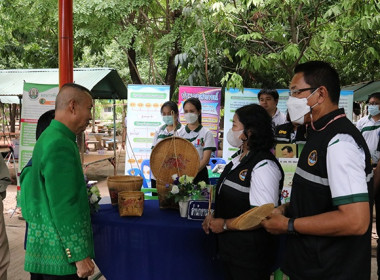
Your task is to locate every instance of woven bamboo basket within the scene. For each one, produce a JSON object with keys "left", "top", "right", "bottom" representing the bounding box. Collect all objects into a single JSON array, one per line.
[
  {"left": 118, "top": 191, "right": 144, "bottom": 217},
  {"left": 150, "top": 137, "right": 200, "bottom": 209},
  {"left": 107, "top": 175, "right": 143, "bottom": 206}
]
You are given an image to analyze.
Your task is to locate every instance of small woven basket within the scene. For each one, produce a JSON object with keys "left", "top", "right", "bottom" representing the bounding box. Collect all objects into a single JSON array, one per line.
[
  {"left": 107, "top": 175, "right": 143, "bottom": 205},
  {"left": 156, "top": 182, "right": 178, "bottom": 209},
  {"left": 118, "top": 191, "right": 144, "bottom": 217}
]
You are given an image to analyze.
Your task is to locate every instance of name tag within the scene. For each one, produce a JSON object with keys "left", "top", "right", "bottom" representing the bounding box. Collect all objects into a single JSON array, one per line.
[{"left": 187, "top": 200, "right": 214, "bottom": 220}]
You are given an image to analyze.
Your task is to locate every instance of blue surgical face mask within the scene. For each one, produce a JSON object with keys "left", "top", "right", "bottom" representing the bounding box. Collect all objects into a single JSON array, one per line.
[
  {"left": 368, "top": 105, "right": 380, "bottom": 117},
  {"left": 162, "top": 115, "right": 174, "bottom": 125}
]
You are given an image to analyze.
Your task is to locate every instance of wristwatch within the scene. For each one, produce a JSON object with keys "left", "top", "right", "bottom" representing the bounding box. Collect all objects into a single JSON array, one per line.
[
  {"left": 287, "top": 218, "right": 298, "bottom": 235},
  {"left": 223, "top": 219, "right": 228, "bottom": 231}
]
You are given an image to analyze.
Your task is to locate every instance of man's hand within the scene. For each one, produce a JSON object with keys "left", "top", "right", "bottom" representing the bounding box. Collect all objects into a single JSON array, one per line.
[
  {"left": 209, "top": 217, "right": 225, "bottom": 234},
  {"left": 76, "top": 257, "right": 95, "bottom": 278},
  {"left": 261, "top": 213, "right": 289, "bottom": 235}
]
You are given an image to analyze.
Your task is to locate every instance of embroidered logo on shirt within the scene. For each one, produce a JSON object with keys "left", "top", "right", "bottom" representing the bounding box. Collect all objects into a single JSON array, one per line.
[
  {"left": 239, "top": 169, "right": 248, "bottom": 181},
  {"left": 308, "top": 150, "right": 318, "bottom": 166}
]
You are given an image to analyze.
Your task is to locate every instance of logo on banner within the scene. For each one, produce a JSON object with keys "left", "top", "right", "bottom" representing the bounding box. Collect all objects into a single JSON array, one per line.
[{"left": 28, "top": 88, "right": 39, "bottom": 100}]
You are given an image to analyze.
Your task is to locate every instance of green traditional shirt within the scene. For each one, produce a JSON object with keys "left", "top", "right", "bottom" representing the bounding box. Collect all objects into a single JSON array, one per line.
[{"left": 20, "top": 120, "right": 95, "bottom": 275}]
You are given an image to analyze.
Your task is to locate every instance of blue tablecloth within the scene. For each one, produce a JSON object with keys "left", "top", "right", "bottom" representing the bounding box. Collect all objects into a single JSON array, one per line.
[{"left": 91, "top": 201, "right": 223, "bottom": 280}]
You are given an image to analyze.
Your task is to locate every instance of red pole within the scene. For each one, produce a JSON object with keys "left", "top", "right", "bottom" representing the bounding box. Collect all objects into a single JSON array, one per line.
[{"left": 58, "top": 0, "right": 73, "bottom": 88}]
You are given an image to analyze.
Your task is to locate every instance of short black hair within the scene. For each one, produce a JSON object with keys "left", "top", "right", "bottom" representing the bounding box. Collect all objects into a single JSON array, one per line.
[
  {"left": 258, "top": 88, "right": 279, "bottom": 100},
  {"left": 367, "top": 92, "right": 380, "bottom": 103},
  {"left": 281, "top": 145, "right": 293, "bottom": 153},
  {"left": 183, "top": 97, "right": 202, "bottom": 124},
  {"left": 161, "top": 101, "right": 179, "bottom": 115},
  {"left": 294, "top": 61, "right": 340, "bottom": 105},
  {"left": 36, "top": 110, "right": 55, "bottom": 140},
  {"left": 235, "top": 103, "right": 274, "bottom": 152}
]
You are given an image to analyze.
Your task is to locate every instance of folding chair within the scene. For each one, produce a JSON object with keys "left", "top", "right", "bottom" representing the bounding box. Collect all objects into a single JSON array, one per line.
[
  {"left": 127, "top": 168, "right": 149, "bottom": 189},
  {"left": 140, "top": 159, "right": 151, "bottom": 188},
  {"left": 208, "top": 157, "right": 226, "bottom": 170}
]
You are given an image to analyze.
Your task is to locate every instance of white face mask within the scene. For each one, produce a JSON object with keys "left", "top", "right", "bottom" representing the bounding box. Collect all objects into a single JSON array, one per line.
[
  {"left": 227, "top": 129, "right": 244, "bottom": 147},
  {"left": 286, "top": 88, "right": 319, "bottom": 125},
  {"left": 184, "top": 113, "right": 199, "bottom": 124},
  {"left": 368, "top": 105, "right": 380, "bottom": 117}
]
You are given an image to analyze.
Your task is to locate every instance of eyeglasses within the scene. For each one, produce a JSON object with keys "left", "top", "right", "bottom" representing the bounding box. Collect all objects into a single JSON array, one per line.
[{"left": 288, "top": 88, "right": 317, "bottom": 97}]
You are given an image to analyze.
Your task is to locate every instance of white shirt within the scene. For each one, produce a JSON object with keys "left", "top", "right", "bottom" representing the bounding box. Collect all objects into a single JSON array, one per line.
[
  {"left": 177, "top": 125, "right": 216, "bottom": 160},
  {"left": 326, "top": 134, "right": 369, "bottom": 204},
  {"left": 356, "top": 115, "right": 380, "bottom": 164},
  {"left": 229, "top": 155, "right": 282, "bottom": 207},
  {"left": 151, "top": 123, "right": 182, "bottom": 149},
  {"left": 272, "top": 109, "right": 287, "bottom": 127}
]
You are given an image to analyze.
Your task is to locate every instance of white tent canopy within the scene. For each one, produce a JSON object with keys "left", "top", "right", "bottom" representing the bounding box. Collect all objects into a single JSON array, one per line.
[{"left": 0, "top": 68, "right": 127, "bottom": 104}]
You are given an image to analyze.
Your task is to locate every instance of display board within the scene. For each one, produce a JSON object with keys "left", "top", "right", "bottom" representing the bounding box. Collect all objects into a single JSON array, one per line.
[
  {"left": 223, "top": 87, "right": 288, "bottom": 160},
  {"left": 125, "top": 85, "right": 170, "bottom": 172},
  {"left": 19, "top": 83, "right": 59, "bottom": 171},
  {"left": 178, "top": 86, "right": 222, "bottom": 152}
]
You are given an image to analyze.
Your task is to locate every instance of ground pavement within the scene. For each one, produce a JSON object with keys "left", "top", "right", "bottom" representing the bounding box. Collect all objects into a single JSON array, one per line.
[{"left": 3, "top": 150, "right": 379, "bottom": 280}]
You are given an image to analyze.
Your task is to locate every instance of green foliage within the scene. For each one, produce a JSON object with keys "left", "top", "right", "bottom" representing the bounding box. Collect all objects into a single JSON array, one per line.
[{"left": 0, "top": 0, "right": 379, "bottom": 97}]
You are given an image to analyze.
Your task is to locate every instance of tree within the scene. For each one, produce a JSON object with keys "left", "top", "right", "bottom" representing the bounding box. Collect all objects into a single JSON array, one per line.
[
  {"left": 74, "top": 0, "right": 187, "bottom": 98},
  {"left": 207, "top": 0, "right": 380, "bottom": 89}
]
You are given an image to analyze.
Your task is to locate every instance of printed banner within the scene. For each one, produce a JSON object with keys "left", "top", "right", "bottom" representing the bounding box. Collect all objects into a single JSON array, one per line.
[
  {"left": 223, "top": 88, "right": 288, "bottom": 160},
  {"left": 339, "top": 90, "right": 354, "bottom": 121},
  {"left": 278, "top": 158, "right": 298, "bottom": 204},
  {"left": 125, "top": 85, "right": 170, "bottom": 173},
  {"left": 19, "top": 83, "right": 59, "bottom": 172},
  {"left": 178, "top": 86, "right": 222, "bottom": 153}
]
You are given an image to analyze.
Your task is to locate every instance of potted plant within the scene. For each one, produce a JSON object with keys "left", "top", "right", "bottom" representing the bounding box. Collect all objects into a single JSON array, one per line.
[{"left": 166, "top": 174, "right": 211, "bottom": 217}]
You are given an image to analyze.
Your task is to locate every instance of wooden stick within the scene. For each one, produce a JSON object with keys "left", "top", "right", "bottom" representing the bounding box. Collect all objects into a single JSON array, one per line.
[{"left": 208, "top": 186, "right": 213, "bottom": 215}]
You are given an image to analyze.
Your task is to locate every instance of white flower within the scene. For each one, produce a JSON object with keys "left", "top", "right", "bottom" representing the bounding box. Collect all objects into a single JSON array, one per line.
[
  {"left": 172, "top": 174, "right": 178, "bottom": 181},
  {"left": 179, "top": 175, "right": 186, "bottom": 184},
  {"left": 198, "top": 181, "right": 206, "bottom": 189},
  {"left": 171, "top": 185, "right": 179, "bottom": 194},
  {"left": 90, "top": 186, "right": 99, "bottom": 194},
  {"left": 90, "top": 193, "right": 98, "bottom": 204},
  {"left": 185, "top": 176, "right": 194, "bottom": 184}
]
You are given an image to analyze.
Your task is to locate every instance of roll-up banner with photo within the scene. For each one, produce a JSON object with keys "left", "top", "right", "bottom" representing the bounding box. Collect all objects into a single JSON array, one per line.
[
  {"left": 19, "top": 83, "right": 59, "bottom": 172},
  {"left": 178, "top": 86, "right": 222, "bottom": 153},
  {"left": 223, "top": 88, "right": 288, "bottom": 160},
  {"left": 125, "top": 85, "right": 170, "bottom": 173}
]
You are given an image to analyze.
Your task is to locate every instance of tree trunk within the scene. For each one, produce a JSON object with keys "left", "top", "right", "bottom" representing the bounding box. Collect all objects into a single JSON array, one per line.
[
  {"left": 128, "top": 37, "right": 142, "bottom": 84},
  {"left": 165, "top": 37, "right": 181, "bottom": 99},
  {"left": 9, "top": 104, "right": 17, "bottom": 133}
]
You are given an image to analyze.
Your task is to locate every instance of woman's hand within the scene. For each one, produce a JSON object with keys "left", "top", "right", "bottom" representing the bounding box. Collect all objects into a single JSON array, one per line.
[{"left": 202, "top": 214, "right": 212, "bottom": 234}]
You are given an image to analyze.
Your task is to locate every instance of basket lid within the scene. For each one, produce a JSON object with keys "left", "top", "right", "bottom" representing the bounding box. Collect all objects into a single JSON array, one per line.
[{"left": 150, "top": 136, "right": 200, "bottom": 184}]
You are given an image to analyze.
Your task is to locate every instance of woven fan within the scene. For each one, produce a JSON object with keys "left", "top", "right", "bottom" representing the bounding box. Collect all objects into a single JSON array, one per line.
[{"left": 230, "top": 203, "right": 274, "bottom": 230}]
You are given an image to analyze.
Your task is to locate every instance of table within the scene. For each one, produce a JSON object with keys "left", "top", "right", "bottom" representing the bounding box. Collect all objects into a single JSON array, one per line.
[
  {"left": 88, "top": 133, "right": 108, "bottom": 149},
  {"left": 91, "top": 201, "right": 223, "bottom": 280},
  {"left": 82, "top": 154, "right": 115, "bottom": 168}
]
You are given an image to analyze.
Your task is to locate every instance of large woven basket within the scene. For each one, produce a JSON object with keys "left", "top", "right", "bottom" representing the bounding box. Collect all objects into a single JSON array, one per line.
[
  {"left": 150, "top": 137, "right": 200, "bottom": 208},
  {"left": 118, "top": 191, "right": 144, "bottom": 217},
  {"left": 107, "top": 175, "right": 143, "bottom": 205}
]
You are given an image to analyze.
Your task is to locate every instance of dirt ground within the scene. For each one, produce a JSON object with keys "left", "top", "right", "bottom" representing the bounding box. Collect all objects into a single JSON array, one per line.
[{"left": 2, "top": 147, "right": 126, "bottom": 280}]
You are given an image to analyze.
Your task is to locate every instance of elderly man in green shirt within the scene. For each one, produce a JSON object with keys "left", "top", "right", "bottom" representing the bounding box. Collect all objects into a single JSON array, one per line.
[{"left": 21, "top": 83, "right": 95, "bottom": 279}]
